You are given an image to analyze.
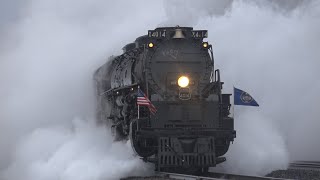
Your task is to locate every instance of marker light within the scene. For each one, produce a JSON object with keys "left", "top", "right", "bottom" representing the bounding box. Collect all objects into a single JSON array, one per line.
[
  {"left": 148, "top": 42, "right": 154, "bottom": 48},
  {"left": 202, "top": 42, "right": 208, "bottom": 48},
  {"left": 178, "top": 76, "right": 189, "bottom": 88}
]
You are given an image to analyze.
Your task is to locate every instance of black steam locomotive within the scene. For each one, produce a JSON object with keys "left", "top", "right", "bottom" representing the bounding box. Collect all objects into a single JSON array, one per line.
[{"left": 94, "top": 26, "right": 236, "bottom": 173}]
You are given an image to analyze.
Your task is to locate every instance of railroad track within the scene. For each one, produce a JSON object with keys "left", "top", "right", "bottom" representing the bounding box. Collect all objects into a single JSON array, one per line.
[
  {"left": 289, "top": 161, "right": 320, "bottom": 171},
  {"left": 123, "top": 161, "right": 320, "bottom": 180},
  {"left": 156, "top": 171, "right": 291, "bottom": 180}
]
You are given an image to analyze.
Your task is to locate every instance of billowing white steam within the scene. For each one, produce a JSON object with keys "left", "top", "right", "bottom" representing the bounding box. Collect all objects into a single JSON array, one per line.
[
  {"left": 163, "top": 0, "right": 320, "bottom": 175},
  {"left": 1, "top": 0, "right": 319, "bottom": 179},
  {"left": 0, "top": 0, "right": 163, "bottom": 179},
  {"left": 1, "top": 119, "right": 152, "bottom": 180}
]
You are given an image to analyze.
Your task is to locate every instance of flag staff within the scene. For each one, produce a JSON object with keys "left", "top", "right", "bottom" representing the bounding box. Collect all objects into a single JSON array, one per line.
[
  {"left": 137, "top": 86, "right": 140, "bottom": 130},
  {"left": 137, "top": 86, "right": 140, "bottom": 120},
  {"left": 232, "top": 86, "right": 235, "bottom": 118}
]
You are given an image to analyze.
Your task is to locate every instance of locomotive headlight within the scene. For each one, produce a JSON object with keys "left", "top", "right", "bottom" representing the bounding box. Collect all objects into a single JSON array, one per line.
[
  {"left": 178, "top": 76, "right": 189, "bottom": 88},
  {"left": 202, "top": 42, "right": 208, "bottom": 48},
  {"left": 148, "top": 42, "right": 154, "bottom": 48}
]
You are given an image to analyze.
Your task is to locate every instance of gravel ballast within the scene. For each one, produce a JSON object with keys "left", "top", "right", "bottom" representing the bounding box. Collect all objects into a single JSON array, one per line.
[
  {"left": 266, "top": 169, "right": 320, "bottom": 180},
  {"left": 122, "top": 169, "right": 320, "bottom": 180}
]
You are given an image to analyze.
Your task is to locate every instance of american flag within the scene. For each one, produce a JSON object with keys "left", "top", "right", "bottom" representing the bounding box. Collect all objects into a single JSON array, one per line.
[{"left": 137, "top": 88, "right": 157, "bottom": 114}]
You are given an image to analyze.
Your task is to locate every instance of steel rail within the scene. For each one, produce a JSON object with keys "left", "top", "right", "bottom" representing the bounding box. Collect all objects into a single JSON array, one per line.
[
  {"left": 289, "top": 161, "right": 320, "bottom": 171},
  {"left": 157, "top": 171, "right": 292, "bottom": 180}
]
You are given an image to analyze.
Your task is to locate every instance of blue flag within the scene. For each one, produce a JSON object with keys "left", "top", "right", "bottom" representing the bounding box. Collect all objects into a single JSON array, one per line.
[{"left": 234, "top": 87, "right": 259, "bottom": 106}]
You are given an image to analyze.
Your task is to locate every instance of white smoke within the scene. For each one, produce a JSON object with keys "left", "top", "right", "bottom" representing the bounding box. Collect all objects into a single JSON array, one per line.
[
  {"left": 164, "top": 0, "right": 320, "bottom": 176},
  {"left": 1, "top": 0, "right": 319, "bottom": 178},
  {"left": 0, "top": 0, "right": 163, "bottom": 179},
  {"left": 1, "top": 118, "right": 152, "bottom": 180}
]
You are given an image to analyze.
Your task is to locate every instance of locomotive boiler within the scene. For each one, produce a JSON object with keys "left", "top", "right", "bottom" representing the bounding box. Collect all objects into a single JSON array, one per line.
[{"left": 94, "top": 26, "right": 236, "bottom": 173}]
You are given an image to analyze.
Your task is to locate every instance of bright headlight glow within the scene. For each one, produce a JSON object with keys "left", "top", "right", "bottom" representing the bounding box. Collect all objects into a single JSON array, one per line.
[
  {"left": 202, "top": 42, "right": 208, "bottom": 48},
  {"left": 178, "top": 76, "right": 189, "bottom": 87},
  {"left": 148, "top": 42, "right": 154, "bottom": 48}
]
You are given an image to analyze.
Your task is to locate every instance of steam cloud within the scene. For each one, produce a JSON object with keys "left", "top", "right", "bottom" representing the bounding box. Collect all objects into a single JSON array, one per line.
[
  {"left": 0, "top": 0, "right": 163, "bottom": 179},
  {"left": 1, "top": 119, "right": 152, "bottom": 180},
  {"left": 164, "top": 0, "right": 320, "bottom": 175},
  {"left": 1, "top": 0, "right": 319, "bottom": 179}
]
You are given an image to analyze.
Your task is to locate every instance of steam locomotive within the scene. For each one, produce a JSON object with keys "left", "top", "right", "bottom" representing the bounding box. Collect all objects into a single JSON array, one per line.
[{"left": 94, "top": 26, "right": 236, "bottom": 173}]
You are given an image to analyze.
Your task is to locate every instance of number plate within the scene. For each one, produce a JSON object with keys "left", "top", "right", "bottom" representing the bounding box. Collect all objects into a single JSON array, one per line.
[
  {"left": 191, "top": 30, "right": 208, "bottom": 38},
  {"left": 148, "top": 30, "right": 166, "bottom": 38}
]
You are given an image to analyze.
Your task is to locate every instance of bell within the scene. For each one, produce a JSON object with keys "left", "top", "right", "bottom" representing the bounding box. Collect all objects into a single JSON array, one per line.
[{"left": 172, "top": 29, "right": 185, "bottom": 39}]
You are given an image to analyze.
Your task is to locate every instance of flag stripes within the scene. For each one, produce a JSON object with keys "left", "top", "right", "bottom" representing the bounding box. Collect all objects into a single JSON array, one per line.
[{"left": 137, "top": 88, "right": 157, "bottom": 114}]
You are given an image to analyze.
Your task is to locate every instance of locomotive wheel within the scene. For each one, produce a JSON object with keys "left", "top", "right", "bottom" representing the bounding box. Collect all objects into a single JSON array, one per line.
[{"left": 129, "top": 119, "right": 156, "bottom": 157}]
